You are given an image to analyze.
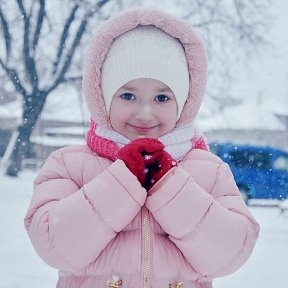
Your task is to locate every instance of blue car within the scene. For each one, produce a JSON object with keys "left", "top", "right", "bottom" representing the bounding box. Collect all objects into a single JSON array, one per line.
[{"left": 209, "top": 143, "right": 288, "bottom": 203}]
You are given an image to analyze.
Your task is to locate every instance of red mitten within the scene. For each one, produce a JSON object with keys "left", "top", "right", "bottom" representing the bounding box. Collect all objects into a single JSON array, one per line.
[
  {"left": 116, "top": 138, "right": 164, "bottom": 185},
  {"left": 144, "top": 149, "right": 177, "bottom": 189}
]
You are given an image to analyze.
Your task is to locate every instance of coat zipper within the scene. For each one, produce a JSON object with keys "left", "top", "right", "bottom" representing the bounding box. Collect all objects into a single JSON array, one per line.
[{"left": 143, "top": 206, "right": 150, "bottom": 288}]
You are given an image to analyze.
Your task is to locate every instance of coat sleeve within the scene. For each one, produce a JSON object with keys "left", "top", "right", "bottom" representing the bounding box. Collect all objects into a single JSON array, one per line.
[
  {"left": 24, "top": 150, "right": 146, "bottom": 272},
  {"left": 145, "top": 156, "right": 260, "bottom": 278}
]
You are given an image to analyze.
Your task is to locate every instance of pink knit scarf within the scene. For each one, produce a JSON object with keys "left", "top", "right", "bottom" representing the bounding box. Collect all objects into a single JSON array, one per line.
[{"left": 86, "top": 119, "right": 208, "bottom": 161}]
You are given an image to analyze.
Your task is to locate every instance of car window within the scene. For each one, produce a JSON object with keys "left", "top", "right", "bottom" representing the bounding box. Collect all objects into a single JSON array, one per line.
[
  {"left": 230, "top": 150, "right": 272, "bottom": 169},
  {"left": 274, "top": 155, "right": 288, "bottom": 172}
]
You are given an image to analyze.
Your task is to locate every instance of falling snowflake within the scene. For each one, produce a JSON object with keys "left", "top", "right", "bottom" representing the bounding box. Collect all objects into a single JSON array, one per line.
[{"left": 144, "top": 155, "right": 152, "bottom": 160}]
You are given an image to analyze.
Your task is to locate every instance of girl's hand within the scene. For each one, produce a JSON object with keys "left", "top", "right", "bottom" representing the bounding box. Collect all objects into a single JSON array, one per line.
[
  {"left": 116, "top": 138, "right": 164, "bottom": 185},
  {"left": 144, "top": 149, "right": 177, "bottom": 190}
]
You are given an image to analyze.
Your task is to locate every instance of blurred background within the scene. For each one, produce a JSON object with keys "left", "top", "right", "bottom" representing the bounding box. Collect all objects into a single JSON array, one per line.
[{"left": 0, "top": 0, "right": 287, "bottom": 287}]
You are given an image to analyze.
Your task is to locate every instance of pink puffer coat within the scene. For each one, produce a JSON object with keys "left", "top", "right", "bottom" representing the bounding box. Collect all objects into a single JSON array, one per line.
[
  {"left": 25, "top": 145, "right": 259, "bottom": 288},
  {"left": 24, "top": 8, "right": 259, "bottom": 288}
]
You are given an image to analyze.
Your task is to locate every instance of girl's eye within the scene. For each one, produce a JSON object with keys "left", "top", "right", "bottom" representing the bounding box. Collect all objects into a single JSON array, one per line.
[
  {"left": 154, "top": 95, "right": 170, "bottom": 102},
  {"left": 120, "top": 93, "right": 136, "bottom": 100}
]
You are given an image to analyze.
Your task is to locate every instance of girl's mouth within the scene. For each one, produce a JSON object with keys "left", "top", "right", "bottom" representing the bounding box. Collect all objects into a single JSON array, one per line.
[{"left": 129, "top": 124, "right": 157, "bottom": 133}]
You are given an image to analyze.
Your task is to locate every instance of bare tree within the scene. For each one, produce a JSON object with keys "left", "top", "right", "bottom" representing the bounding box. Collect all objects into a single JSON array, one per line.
[
  {"left": 0, "top": 0, "right": 271, "bottom": 177},
  {"left": 0, "top": 0, "right": 111, "bottom": 176}
]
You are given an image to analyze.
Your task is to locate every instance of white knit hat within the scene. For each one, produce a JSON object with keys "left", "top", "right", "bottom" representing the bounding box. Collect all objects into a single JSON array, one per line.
[{"left": 101, "top": 25, "right": 190, "bottom": 119}]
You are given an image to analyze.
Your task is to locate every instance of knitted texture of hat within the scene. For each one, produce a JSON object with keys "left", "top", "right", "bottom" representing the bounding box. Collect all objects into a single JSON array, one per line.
[{"left": 101, "top": 25, "right": 190, "bottom": 120}]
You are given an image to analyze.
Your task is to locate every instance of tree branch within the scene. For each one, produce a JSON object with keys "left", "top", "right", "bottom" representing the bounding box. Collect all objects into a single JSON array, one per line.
[
  {"left": 16, "top": 0, "right": 39, "bottom": 89},
  {"left": 193, "top": 19, "right": 224, "bottom": 28},
  {"left": 93, "top": 0, "right": 111, "bottom": 9},
  {"left": 16, "top": 0, "right": 27, "bottom": 18},
  {"left": 52, "top": 3, "right": 79, "bottom": 75},
  {"left": 47, "top": 0, "right": 111, "bottom": 94},
  {"left": 0, "top": 58, "right": 28, "bottom": 96},
  {"left": 32, "top": 0, "right": 45, "bottom": 51},
  {"left": 47, "top": 16, "right": 88, "bottom": 94},
  {"left": 233, "top": 0, "right": 245, "bottom": 24},
  {"left": 63, "top": 75, "right": 83, "bottom": 82},
  {"left": 0, "top": 7, "right": 12, "bottom": 59}
]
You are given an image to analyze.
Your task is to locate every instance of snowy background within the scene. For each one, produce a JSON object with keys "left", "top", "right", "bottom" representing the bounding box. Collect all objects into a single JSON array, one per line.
[
  {"left": 1, "top": 1, "right": 287, "bottom": 131},
  {"left": 40, "top": 0, "right": 288, "bottom": 131},
  {"left": 0, "top": 170, "right": 288, "bottom": 288},
  {"left": 1, "top": 0, "right": 288, "bottom": 287},
  {"left": 199, "top": 0, "right": 288, "bottom": 131}
]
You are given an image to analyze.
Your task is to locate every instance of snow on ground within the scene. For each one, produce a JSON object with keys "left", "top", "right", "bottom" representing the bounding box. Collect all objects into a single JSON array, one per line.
[
  {"left": 0, "top": 169, "right": 287, "bottom": 288},
  {"left": 0, "top": 170, "right": 57, "bottom": 288}
]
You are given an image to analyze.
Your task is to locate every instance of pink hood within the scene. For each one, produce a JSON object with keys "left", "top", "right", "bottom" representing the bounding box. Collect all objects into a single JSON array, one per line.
[{"left": 83, "top": 8, "right": 207, "bottom": 128}]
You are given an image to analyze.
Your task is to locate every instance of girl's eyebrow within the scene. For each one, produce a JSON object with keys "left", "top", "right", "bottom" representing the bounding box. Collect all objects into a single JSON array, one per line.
[
  {"left": 156, "top": 87, "right": 172, "bottom": 93},
  {"left": 119, "top": 85, "right": 136, "bottom": 91},
  {"left": 119, "top": 85, "right": 173, "bottom": 93}
]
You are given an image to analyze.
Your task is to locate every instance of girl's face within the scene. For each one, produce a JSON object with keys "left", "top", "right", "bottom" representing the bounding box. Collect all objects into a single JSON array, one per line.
[{"left": 109, "top": 78, "right": 178, "bottom": 140}]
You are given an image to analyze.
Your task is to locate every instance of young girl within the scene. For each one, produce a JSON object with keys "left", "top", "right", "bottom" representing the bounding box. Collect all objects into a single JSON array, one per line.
[{"left": 24, "top": 8, "right": 259, "bottom": 288}]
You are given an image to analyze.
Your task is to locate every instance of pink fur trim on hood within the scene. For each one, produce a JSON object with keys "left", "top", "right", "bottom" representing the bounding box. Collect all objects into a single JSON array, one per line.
[{"left": 83, "top": 8, "right": 207, "bottom": 128}]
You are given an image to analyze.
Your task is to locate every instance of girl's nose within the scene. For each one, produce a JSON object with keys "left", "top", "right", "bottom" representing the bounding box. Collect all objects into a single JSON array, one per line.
[{"left": 135, "top": 105, "right": 154, "bottom": 122}]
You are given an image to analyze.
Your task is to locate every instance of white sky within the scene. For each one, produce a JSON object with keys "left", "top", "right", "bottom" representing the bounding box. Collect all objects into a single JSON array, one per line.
[
  {"left": 234, "top": 0, "right": 288, "bottom": 104},
  {"left": 198, "top": 0, "right": 288, "bottom": 130}
]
